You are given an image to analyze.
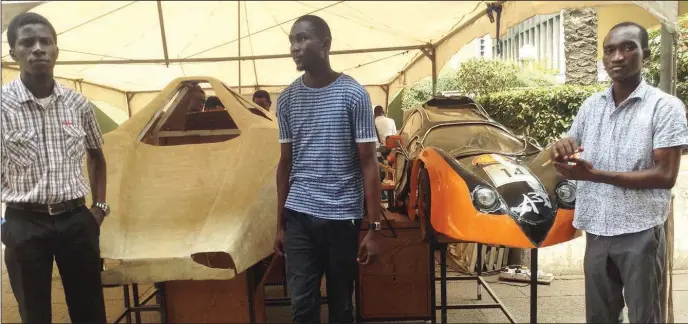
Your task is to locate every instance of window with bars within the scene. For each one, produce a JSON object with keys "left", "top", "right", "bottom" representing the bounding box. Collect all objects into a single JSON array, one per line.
[{"left": 492, "top": 12, "right": 563, "bottom": 71}]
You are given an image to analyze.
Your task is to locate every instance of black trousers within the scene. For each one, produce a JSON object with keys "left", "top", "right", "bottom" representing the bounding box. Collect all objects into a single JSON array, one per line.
[
  {"left": 283, "top": 208, "right": 361, "bottom": 324},
  {"left": 1, "top": 205, "right": 106, "bottom": 324},
  {"left": 584, "top": 225, "right": 666, "bottom": 323}
]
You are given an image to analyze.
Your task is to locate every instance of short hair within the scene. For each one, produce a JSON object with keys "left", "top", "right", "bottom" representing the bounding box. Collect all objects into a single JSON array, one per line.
[
  {"left": 252, "top": 90, "right": 271, "bottom": 102},
  {"left": 608, "top": 22, "right": 649, "bottom": 50},
  {"left": 7, "top": 12, "right": 57, "bottom": 49},
  {"left": 374, "top": 105, "right": 384, "bottom": 115},
  {"left": 294, "top": 14, "right": 332, "bottom": 40},
  {"left": 204, "top": 96, "right": 223, "bottom": 109}
]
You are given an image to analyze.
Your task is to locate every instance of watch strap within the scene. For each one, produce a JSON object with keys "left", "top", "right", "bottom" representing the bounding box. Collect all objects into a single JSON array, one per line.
[
  {"left": 93, "top": 202, "right": 110, "bottom": 216},
  {"left": 368, "top": 221, "right": 382, "bottom": 231}
]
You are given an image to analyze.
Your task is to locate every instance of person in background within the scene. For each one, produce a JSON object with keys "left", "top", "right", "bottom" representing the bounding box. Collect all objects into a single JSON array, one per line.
[
  {"left": 204, "top": 95, "right": 225, "bottom": 111},
  {"left": 187, "top": 83, "right": 206, "bottom": 113},
  {"left": 374, "top": 105, "right": 397, "bottom": 142},
  {"left": 550, "top": 22, "right": 688, "bottom": 323},
  {"left": 1, "top": 12, "right": 109, "bottom": 323},
  {"left": 374, "top": 105, "right": 397, "bottom": 202},
  {"left": 252, "top": 89, "right": 272, "bottom": 111},
  {"left": 273, "top": 14, "right": 382, "bottom": 324}
]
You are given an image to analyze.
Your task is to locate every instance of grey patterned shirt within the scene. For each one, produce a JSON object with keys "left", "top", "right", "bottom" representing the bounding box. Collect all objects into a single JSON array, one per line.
[
  {"left": 567, "top": 80, "right": 688, "bottom": 236},
  {"left": 1, "top": 79, "right": 104, "bottom": 204}
]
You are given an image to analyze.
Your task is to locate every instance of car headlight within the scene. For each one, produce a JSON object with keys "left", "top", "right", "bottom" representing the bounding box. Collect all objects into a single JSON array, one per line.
[
  {"left": 472, "top": 186, "right": 501, "bottom": 212},
  {"left": 555, "top": 181, "right": 576, "bottom": 208}
]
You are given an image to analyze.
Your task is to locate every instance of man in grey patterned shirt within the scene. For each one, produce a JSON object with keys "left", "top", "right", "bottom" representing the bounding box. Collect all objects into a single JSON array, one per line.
[
  {"left": 552, "top": 22, "right": 688, "bottom": 323},
  {"left": 1, "top": 13, "right": 109, "bottom": 323}
]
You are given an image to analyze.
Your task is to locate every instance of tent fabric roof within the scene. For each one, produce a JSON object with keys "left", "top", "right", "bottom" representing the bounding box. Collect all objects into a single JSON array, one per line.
[
  {"left": 1, "top": 1, "right": 487, "bottom": 91},
  {"left": 1, "top": 1, "right": 679, "bottom": 94}
]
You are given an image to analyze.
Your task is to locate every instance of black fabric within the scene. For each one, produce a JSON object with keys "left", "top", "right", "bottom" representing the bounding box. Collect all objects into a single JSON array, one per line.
[
  {"left": 283, "top": 208, "right": 361, "bottom": 324},
  {"left": 2, "top": 205, "right": 106, "bottom": 324},
  {"left": 6, "top": 197, "right": 86, "bottom": 214}
]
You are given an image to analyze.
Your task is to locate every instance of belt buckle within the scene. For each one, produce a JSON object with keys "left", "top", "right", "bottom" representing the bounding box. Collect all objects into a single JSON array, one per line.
[{"left": 48, "top": 204, "right": 60, "bottom": 216}]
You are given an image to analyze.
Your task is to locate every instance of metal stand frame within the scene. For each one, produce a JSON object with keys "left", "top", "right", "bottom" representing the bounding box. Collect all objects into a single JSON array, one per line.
[
  {"left": 107, "top": 282, "right": 167, "bottom": 324},
  {"left": 431, "top": 240, "right": 539, "bottom": 324}
]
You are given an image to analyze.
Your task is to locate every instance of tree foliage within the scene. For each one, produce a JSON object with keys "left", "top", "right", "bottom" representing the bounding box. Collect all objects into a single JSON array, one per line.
[
  {"left": 643, "top": 15, "right": 688, "bottom": 86},
  {"left": 401, "top": 58, "right": 556, "bottom": 110},
  {"left": 476, "top": 84, "right": 605, "bottom": 145}
]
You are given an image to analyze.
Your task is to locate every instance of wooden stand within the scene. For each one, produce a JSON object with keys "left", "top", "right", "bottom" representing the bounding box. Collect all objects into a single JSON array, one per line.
[
  {"left": 163, "top": 266, "right": 265, "bottom": 323},
  {"left": 356, "top": 213, "right": 432, "bottom": 322}
]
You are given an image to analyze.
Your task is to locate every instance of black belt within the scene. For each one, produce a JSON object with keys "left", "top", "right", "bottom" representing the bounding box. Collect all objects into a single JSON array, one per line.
[{"left": 6, "top": 197, "right": 86, "bottom": 215}]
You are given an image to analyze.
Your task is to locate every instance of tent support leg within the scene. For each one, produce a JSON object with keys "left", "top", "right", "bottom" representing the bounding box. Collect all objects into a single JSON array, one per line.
[
  {"left": 420, "top": 46, "right": 437, "bottom": 96},
  {"left": 658, "top": 22, "right": 676, "bottom": 324},
  {"left": 156, "top": 1, "right": 170, "bottom": 67},
  {"left": 237, "top": 1, "right": 242, "bottom": 93},
  {"left": 380, "top": 85, "right": 390, "bottom": 110},
  {"left": 126, "top": 93, "right": 134, "bottom": 118}
]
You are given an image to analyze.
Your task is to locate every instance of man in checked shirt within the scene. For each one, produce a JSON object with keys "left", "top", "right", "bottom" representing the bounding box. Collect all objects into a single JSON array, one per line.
[
  {"left": 551, "top": 22, "right": 688, "bottom": 323},
  {"left": 1, "top": 13, "right": 109, "bottom": 323}
]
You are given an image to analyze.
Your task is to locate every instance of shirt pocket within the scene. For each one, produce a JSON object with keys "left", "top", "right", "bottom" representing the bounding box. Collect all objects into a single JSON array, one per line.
[
  {"left": 63, "top": 124, "right": 87, "bottom": 161},
  {"left": 3, "top": 129, "right": 39, "bottom": 168}
]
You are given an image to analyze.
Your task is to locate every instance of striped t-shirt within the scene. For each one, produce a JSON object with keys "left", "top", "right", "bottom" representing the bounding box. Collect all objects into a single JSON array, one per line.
[{"left": 277, "top": 73, "right": 377, "bottom": 220}]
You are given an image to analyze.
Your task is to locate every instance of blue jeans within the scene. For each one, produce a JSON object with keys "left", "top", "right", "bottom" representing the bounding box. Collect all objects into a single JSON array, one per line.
[{"left": 284, "top": 208, "right": 361, "bottom": 324}]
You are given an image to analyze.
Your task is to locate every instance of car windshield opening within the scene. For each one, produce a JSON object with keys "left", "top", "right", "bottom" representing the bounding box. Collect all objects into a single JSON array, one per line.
[{"left": 423, "top": 124, "right": 527, "bottom": 155}]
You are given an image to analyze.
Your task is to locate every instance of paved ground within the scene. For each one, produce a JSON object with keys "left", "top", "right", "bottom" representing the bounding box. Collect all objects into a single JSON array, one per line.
[{"left": 2, "top": 264, "right": 687, "bottom": 323}]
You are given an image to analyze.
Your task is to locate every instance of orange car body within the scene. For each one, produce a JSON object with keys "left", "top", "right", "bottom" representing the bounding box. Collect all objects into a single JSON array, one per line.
[{"left": 388, "top": 96, "right": 577, "bottom": 248}]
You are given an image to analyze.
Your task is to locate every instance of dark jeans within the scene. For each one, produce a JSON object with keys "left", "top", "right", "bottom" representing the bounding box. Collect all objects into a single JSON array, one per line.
[
  {"left": 1, "top": 205, "right": 106, "bottom": 324},
  {"left": 584, "top": 225, "right": 665, "bottom": 323},
  {"left": 284, "top": 208, "right": 361, "bottom": 324}
]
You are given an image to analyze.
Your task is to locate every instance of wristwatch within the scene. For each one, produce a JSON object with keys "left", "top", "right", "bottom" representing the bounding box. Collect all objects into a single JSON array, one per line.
[
  {"left": 368, "top": 221, "right": 382, "bottom": 231},
  {"left": 93, "top": 202, "right": 110, "bottom": 217}
]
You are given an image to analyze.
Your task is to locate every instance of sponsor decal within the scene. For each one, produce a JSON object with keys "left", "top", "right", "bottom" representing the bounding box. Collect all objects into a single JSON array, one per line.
[
  {"left": 510, "top": 189, "right": 552, "bottom": 218},
  {"left": 472, "top": 154, "right": 499, "bottom": 166}
]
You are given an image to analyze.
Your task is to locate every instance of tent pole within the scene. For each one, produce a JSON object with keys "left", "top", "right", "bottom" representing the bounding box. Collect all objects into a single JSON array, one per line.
[
  {"left": 1, "top": 45, "right": 430, "bottom": 66},
  {"left": 658, "top": 23, "right": 675, "bottom": 94},
  {"left": 125, "top": 92, "right": 134, "bottom": 117},
  {"left": 380, "top": 85, "right": 390, "bottom": 110},
  {"left": 420, "top": 46, "right": 437, "bottom": 95},
  {"left": 658, "top": 22, "right": 677, "bottom": 324},
  {"left": 238, "top": 0, "right": 242, "bottom": 93},
  {"left": 156, "top": 1, "right": 170, "bottom": 67},
  {"left": 431, "top": 47, "right": 437, "bottom": 95},
  {"left": 386, "top": 1, "right": 503, "bottom": 88}
]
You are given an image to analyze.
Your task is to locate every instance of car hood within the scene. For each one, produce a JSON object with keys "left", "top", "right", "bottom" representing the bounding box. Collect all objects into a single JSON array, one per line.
[{"left": 455, "top": 153, "right": 557, "bottom": 246}]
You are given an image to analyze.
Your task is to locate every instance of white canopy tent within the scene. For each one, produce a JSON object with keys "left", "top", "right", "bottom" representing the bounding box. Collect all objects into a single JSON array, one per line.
[{"left": 0, "top": 1, "right": 680, "bottom": 116}]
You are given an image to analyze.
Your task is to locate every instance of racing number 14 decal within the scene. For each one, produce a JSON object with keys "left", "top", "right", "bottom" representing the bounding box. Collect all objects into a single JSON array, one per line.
[
  {"left": 500, "top": 167, "right": 525, "bottom": 178},
  {"left": 483, "top": 163, "right": 532, "bottom": 187}
]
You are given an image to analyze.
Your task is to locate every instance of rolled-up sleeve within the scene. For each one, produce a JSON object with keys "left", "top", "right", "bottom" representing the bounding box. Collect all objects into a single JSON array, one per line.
[
  {"left": 83, "top": 101, "right": 104, "bottom": 149},
  {"left": 652, "top": 96, "right": 688, "bottom": 151},
  {"left": 352, "top": 90, "right": 377, "bottom": 143}
]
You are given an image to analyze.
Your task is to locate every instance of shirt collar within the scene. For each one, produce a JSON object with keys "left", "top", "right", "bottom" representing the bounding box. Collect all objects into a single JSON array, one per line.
[
  {"left": 601, "top": 78, "right": 649, "bottom": 102},
  {"left": 13, "top": 78, "right": 65, "bottom": 104}
]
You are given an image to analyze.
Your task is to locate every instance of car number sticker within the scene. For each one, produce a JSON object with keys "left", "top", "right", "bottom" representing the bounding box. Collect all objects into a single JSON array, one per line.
[{"left": 482, "top": 162, "right": 532, "bottom": 188}]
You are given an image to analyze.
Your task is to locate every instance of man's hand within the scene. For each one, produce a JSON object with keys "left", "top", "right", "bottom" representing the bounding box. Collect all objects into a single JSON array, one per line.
[
  {"left": 357, "top": 230, "right": 381, "bottom": 265},
  {"left": 273, "top": 228, "right": 285, "bottom": 256},
  {"left": 554, "top": 157, "right": 597, "bottom": 181},
  {"left": 89, "top": 207, "right": 105, "bottom": 227},
  {"left": 551, "top": 137, "right": 583, "bottom": 162}
]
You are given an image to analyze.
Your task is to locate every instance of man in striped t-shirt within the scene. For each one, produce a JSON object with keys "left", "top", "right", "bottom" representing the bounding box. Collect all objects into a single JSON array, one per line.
[{"left": 273, "top": 14, "right": 383, "bottom": 323}]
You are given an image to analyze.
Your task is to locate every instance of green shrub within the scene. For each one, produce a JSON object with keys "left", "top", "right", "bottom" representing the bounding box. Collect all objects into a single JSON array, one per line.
[
  {"left": 477, "top": 84, "right": 606, "bottom": 146},
  {"left": 678, "top": 82, "right": 688, "bottom": 104},
  {"left": 401, "top": 58, "right": 556, "bottom": 110}
]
